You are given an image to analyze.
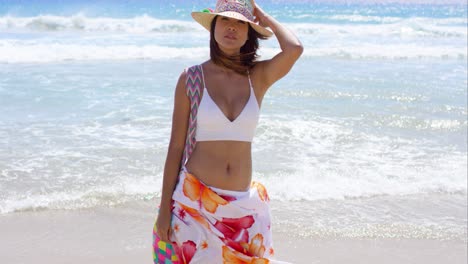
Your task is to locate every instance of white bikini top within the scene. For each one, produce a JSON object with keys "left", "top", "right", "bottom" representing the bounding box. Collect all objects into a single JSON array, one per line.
[{"left": 196, "top": 66, "right": 260, "bottom": 142}]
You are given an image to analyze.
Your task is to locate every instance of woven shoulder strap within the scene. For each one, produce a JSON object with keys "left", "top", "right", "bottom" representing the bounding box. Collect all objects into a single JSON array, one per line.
[{"left": 181, "top": 65, "right": 203, "bottom": 169}]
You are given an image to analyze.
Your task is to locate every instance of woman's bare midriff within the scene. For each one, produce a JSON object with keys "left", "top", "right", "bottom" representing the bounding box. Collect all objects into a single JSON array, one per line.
[{"left": 184, "top": 141, "right": 252, "bottom": 191}]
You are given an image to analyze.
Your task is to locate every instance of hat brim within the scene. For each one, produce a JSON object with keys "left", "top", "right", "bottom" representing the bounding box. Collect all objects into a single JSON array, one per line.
[{"left": 191, "top": 11, "right": 273, "bottom": 38}]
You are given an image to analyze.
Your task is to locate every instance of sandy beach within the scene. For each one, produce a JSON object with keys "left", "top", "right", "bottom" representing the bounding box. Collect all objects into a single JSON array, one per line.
[{"left": 1, "top": 199, "right": 466, "bottom": 264}]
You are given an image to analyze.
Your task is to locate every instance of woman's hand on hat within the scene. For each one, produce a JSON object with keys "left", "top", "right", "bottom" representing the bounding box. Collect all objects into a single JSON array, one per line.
[{"left": 253, "top": 3, "right": 271, "bottom": 28}]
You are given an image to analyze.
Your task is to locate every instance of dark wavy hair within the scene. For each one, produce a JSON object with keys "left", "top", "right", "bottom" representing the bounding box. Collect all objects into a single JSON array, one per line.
[{"left": 210, "top": 16, "right": 267, "bottom": 75}]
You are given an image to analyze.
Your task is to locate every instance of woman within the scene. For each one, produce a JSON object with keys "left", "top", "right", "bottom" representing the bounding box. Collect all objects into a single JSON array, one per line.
[{"left": 153, "top": 0, "right": 303, "bottom": 263}]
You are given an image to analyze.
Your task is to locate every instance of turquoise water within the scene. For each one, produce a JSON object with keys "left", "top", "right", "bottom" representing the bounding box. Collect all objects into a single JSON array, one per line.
[{"left": 1, "top": 0, "right": 466, "bottom": 21}]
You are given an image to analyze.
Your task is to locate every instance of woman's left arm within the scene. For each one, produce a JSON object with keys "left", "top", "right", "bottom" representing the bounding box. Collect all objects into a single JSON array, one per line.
[{"left": 254, "top": 4, "right": 304, "bottom": 91}]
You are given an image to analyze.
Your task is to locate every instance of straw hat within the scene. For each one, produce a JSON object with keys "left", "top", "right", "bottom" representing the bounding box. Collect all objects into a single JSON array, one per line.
[{"left": 191, "top": 0, "right": 273, "bottom": 38}]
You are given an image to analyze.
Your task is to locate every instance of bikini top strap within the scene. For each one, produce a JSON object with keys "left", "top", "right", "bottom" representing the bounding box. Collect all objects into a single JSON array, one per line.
[{"left": 247, "top": 70, "right": 254, "bottom": 91}]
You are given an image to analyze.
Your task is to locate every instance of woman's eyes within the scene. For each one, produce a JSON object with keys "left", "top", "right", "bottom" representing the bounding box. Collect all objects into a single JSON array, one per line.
[{"left": 221, "top": 17, "right": 246, "bottom": 24}]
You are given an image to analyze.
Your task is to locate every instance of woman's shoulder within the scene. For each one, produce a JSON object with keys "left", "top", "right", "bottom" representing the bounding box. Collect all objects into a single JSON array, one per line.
[
  {"left": 250, "top": 60, "right": 273, "bottom": 93},
  {"left": 185, "top": 60, "right": 210, "bottom": 72},
  {"left": 250, "top": 60, "right": 269, "bottom": 78},
  {"left": 178, "top": 61, "right": 209, "bottom": 96},
  {"left": 182, "top": 63, "right": 206, "bottom": 82},
  {"left": 251, "top": 60, "right": 269, "bottom": 74}
]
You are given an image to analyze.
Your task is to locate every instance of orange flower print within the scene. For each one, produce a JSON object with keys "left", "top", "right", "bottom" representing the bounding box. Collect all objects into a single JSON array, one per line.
[
  {"left": 246, "top": 234, "right": 266, "bottom": 258},
  {"left": 251, "top": 181, "right": 269, "bottom": 202},
  {"left": 179, "top": 204, "right": 209, "bottom": 229},
  {"left": 183, "top": 172, "right": 228, "bottom": 213},
  {"left": 201, "top": 240, "right": 208, "bottom": 249},
  {"left": 222, "top": 246, "right": 270, "bottom": 264}
]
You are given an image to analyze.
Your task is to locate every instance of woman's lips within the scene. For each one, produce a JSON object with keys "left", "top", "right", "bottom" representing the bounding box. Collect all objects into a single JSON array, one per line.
[{"left": 225, "top": 35, "right": 237, "bottom": 40}]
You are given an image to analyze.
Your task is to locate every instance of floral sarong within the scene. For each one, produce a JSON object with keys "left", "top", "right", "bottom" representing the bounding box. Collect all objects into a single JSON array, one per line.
[{"left": 153, "top": 166, "right": 279, "bottom": 263}]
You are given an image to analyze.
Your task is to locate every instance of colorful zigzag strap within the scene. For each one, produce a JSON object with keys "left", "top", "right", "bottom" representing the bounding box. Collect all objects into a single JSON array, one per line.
[{"left": 181, "top": 65, "right": 202, "bottom": 168}]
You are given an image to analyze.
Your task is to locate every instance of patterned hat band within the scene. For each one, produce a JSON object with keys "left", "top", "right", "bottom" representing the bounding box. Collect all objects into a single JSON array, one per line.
[
  {"left": 191, "top": 0, "right": 273, "bottom": 38},
  {"left": 216, "top": 2, "right": 254, "bottom": 21}
]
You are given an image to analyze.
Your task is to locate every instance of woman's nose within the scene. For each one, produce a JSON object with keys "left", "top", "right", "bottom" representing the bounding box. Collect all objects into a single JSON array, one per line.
[{"left": 227, "top": 23, "right": 237, "bottom": 32}]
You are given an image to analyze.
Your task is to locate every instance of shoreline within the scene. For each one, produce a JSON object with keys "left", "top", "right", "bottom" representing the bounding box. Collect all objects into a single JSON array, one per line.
[{"left": 0, "top": 200, "right": 466, "bottom": 264}]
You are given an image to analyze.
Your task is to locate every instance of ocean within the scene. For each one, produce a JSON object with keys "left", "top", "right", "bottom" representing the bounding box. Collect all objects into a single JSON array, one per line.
[{"left": 0, "top": 0, "right": 466, "bottom": 244}]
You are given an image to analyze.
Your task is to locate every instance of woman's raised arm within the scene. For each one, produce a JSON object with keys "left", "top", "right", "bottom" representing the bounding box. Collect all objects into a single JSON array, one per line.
[{"left": 253, "top": 4, "right": 303, "bottom": 92}]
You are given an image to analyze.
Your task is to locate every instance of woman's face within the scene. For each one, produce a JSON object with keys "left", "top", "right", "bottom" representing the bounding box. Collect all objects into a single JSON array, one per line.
[{"left": 214, "top": 16, "right": 249, "bottom": 55}]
